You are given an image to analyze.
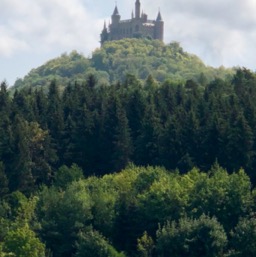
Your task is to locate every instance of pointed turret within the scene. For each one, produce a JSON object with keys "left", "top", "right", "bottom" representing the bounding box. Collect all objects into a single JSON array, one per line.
[
  {"left": 113, "top": 5, "right": 120, "bottom": 16},
  {"left": 131, "top": 10, "right": 134, "bottom": 19},
  {"left": 156, "top": 10, "right": 163, "bottom": 21},
  {"left": 154, "top": 9, "right": 164, "bottom": 41},
  {"left": 135, "top": 0, "right": 141, "bottom": 19},
  {"left": 100, "top": 21, "right": 109, "bottom": 46}
]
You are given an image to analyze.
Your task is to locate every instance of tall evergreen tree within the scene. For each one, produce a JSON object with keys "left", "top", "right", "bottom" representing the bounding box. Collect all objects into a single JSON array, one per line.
[
  {"left": 46, "top": 81, "right": 63, "bottom": 166},
  {"left": 135, "top": 92, "right": 162, "bottom": 166},
  {"left": 112, "top": 99, "right": 133, "bottom": 171}
]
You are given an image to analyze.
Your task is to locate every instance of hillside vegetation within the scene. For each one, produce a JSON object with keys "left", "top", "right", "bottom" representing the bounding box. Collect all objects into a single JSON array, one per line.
[
  {"left": 3, "top": 38, "right": 256, "bottom": 256},
  {"left": 3, "top": 68, "right": 256, "bottom": 188},
  {"left": 0, "top": 164, "right": 255, "bottom": 257},
  {"left": 92, "top": 39, "right": 233, "bottom": 83},
  {"left": 13, "top": 38, "right": 234, "bottom": 89}
]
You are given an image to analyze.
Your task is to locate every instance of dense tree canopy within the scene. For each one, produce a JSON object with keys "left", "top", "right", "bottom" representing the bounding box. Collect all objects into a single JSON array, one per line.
[
  {"left": 0, "top": 164, "right": 255, "bottom": 257},
  {"left": 3, "top": 68, "right": 256, "bottom": 189},
  {"left": 1, "top": 43, "right": 256, "bottom": 256}
]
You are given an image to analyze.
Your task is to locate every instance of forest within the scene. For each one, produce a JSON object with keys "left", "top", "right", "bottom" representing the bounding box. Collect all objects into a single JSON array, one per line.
[{"left": 0, "top": 64, "right": 256, "bottom": 256}]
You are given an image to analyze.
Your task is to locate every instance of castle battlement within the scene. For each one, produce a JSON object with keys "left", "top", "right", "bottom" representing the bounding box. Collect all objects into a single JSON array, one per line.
[{"left": 100, "top": 0, "right": 164, "bottom": 46}]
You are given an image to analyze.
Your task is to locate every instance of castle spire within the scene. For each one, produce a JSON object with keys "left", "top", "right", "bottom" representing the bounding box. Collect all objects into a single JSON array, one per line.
[
  {"left": 156, "top": 9, "right": 163, "bottom": 21},
  {"left": 135, "top": 0, "right": 141, "bottom": 19},
  {"left": 155, "top": 8, "right": 164, "bottom": 41},
  {"left": 112, "top": 5, "right": 120, "bottom": 16},
  {"left": 100, "top": 20, "right": 109, "bottom": 46}
]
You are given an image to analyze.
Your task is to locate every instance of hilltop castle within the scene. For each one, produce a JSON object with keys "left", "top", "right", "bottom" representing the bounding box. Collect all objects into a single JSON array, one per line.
[{"left": 100, "top": 0, "right": 164, "bottom": 45}]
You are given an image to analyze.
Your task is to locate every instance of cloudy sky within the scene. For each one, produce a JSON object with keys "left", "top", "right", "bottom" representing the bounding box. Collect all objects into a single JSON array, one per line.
[{"left": 1, "top": 0, "right": 256, "bottom": 85}]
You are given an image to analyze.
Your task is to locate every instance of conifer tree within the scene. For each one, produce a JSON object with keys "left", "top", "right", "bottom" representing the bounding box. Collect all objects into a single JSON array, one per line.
[
  {"left": 112, "top": 99, "right": 133, "bottom": 171},
  {"left": 135, "top": 92, "right": 162, "bottom": 166},
  {"left": 0, "top": 162, "right": 9, "bottom": 197},
  {"left": 46, "top": 81, "right": 64, "bottom": 166}
]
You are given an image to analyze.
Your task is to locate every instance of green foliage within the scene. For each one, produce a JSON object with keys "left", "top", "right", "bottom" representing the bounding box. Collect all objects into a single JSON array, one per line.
[
  {"left": 0, "top": 163, "right": 8, "bottom": 197},
  {"left": 12, "top": 39, "right": 234, "bottom": 90},
  {"left": 136, "top": 171, "right": 187, "bottom": 234},
  {"left": 92, "top": 39, "right": 233, "bottom": 84},
  {"left": 2, "top": 67, "right": 256, "bottom": 257},
  {"left": 10, "top": 117, "right": 55, "bottom": 192},
  {"left": 13, "top": 51, "right": 91, "bottom": 89},
  {"left": 188, "top": 165, "right": 253, "bottom": 231},
  {"left": 3, "top": 192, "right": 28, "bottom": 221},
  {"left": 156, "top": 214, "right": 227, "bottom": 257},
  {"left": 137, "top": 231, "right": 155, "bottom": 257},
  {"left": 54, "top": 164, "right": 84, "bottom": 189},
  {"left": 37, "top": 181, "right": 92, "bottom": 257},
  {"left": 84, "top": 176, "right": 118, "bottom": 238},
  {"left": 228, "top": 217, "right": 256, "bottom": 257},
  {"left": 3, "top": 223, "right": 45, "bottom": 257},
  {"left": 0, "top": 193, "right": 44, "bottom": 257},
  {"left": 75, "top": 229, "right": 125, "bottom": 257},
  {"left": 3, "top": 68, "right": 256, "bottom": 190},
  {"left": 0, "top": 165, "right": 255, "bottom": 257}
]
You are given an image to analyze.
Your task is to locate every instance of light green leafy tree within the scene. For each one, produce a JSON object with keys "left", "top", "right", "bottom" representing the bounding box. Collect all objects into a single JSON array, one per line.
[
  {"left": 137, "top": 231, "right": 155, "bottom": 257},
  {"left": 37, "top": 181, "right": 92, "bottom": 257},
  {"left": 187, "top": 164, "right": 253, "bottom": 231},
  {"left": 3, "top": 223, "right": 45, "bottom": 257},
  {"left": 75, "top": 229, "right": 125, "bottom": 257}
]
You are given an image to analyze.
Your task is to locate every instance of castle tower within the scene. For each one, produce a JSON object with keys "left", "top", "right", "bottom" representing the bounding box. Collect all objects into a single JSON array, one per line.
[
  {"left": 135, "top": 0, "right": 141, "bottom": 19},
  {"left": 154, "top": 10, "right": 164, "bottom": 41},
  {"left": 111, "top": 5, "right": 121, "bottom": 26}
]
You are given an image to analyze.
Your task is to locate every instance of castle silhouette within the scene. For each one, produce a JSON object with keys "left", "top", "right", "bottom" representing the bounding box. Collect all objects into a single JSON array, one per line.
[{"left": 100, "top": 0, "right": 164, "bottom": 45}]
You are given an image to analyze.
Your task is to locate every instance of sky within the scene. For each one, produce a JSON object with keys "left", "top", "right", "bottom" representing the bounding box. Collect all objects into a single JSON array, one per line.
[{"left": 1, "top": 0, "right": 256, "bottom": 86}]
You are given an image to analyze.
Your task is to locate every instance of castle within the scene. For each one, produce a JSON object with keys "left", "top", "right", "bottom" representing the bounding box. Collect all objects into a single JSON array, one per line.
[{"left": 100, "top": 0, "right": 164, "bottom": 45}]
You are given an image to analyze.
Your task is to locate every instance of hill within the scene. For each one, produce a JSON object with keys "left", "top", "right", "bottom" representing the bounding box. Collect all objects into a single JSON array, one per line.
[{"left": 12, "top": 38, "right": 234, "bottom": 90}]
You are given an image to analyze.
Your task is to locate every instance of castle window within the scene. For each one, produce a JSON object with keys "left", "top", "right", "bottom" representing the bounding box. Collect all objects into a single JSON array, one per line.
[{"left": 135, "top": 25, "right": 139, "bottom": 32}]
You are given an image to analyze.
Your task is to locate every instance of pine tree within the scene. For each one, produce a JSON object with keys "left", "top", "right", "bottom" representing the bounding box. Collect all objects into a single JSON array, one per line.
[
  {"left": 112, "top": 99, "right": 133, "bottom": 171},
  {"left": 10, "top": 115, "right": 34, "bottom": 192},
  {"left": 0, "top": 162, "right": 9, "bottom": 197},
  {"left": 46, "top": 81, "right": 64, "bottom": 166},
  {"left": 135, "top": 92, "right": 162, "bottom": 166}
]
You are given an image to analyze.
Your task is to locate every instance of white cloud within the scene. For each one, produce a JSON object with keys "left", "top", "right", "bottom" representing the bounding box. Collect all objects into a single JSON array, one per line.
[
  {"left": 0, "top": 26, "right": 29, "bottom": 57},
  {"left": 141, "top": 0, "right": 256, "bottom": 68},
  {"left": 0, "top": 0, "right": 100, "bottom": 56}
]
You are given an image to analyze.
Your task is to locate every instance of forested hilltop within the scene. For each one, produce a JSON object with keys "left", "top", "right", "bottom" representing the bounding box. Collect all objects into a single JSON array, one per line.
[
  {"left": 1, "top": 67, "right": 256, "bottom": 256},
  {"left": 13, "top": 38, "right": 234, "bottom": 90}
]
